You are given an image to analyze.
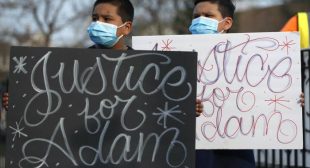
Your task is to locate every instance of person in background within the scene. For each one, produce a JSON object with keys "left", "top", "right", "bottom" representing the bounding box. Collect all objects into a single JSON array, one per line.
[
  {"left": 281, "top": 12, "right": 310, "bottom": 49},
  {"left": 1, "top": 79, "right": 8, "bottom": 115}
]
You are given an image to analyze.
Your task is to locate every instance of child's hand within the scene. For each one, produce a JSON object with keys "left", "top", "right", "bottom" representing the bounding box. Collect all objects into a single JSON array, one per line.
[
  {"left": 2, "top": 92, "right": 8, "bottom": 111},
  {"left": 196, "top": 99, "right": 203, "bottom": 117},
  {"left": 299, "top": 93, "right": 304, "bottom": 107}
]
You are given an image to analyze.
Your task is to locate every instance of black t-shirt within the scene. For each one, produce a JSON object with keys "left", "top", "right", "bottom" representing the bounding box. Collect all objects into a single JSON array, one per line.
[{"left": 88, "top": 44, "right": 133, "bottom": 50}]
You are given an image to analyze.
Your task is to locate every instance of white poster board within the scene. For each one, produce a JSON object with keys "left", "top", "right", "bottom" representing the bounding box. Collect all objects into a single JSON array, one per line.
[{"left": 133, "top": 32, "right": 303, "bottom": 149}]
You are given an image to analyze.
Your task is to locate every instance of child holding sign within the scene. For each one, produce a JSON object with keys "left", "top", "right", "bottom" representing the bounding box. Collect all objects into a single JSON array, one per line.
[
  {"left": 190, "top": 0, "right": 305, "bottom": 168},
  {"left": 2, "top": 0, "right": 204, "bottom": 142},
  {"left": 190, "top": 0, "right": 256, "bottom": 167},
  {"left": 87, "top": 0, "right": 204, "bottom": 115}
]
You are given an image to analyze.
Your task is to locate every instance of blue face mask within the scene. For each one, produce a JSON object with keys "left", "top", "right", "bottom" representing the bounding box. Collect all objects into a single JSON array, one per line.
[
  {"left": 87, "top": 21, "right": 126, "bottom": 48},
  {"left": 189, "top": 16, "right": 224, "bottom": 34}
]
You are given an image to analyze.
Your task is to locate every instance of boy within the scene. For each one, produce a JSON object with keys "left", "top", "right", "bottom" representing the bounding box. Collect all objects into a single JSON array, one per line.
[
  {"left": 88, "top": 0, "right": 203, "bottom": 113},
  {"left": 2, "top": 0, "right": 136, "bottom": 112},
  {"left": 87, "top": 0, "right": 134, "bottom": 50},
  {"left": 3, "top": 0, "right": 204, "bottom": 120},
  {"left": 189, "top": 0, "right": 256, "bottom": 168}
]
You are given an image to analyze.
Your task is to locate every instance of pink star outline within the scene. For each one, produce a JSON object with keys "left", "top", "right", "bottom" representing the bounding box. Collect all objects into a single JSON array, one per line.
[
  {"left": 265, "top": 95, "right": 291, "bottom": 111},
  {"left": 279, "top": 36, "right": 296, "bottom": 55},
  {"left": 161, "top": 39, "right": 176, "bottom": 51}
]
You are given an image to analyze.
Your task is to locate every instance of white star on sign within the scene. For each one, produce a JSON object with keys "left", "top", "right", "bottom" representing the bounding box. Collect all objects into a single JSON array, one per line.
[
  {"left": 152, "top": 102, "right": 184, "bottom": 129},
  {"left": 9, "top": 122, "right": 28, "bottom": 141},
  {"left": 13, "top": 56, "right": 28, "bottom": 74}
]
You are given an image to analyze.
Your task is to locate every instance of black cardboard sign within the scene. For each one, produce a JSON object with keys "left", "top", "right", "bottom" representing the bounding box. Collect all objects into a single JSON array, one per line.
[{"left": 6, "top": 46, "right": 197, "bottom": 168}]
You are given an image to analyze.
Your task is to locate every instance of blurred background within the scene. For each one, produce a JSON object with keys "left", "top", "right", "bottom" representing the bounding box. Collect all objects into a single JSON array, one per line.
[
  {"left": 0, "top": 0, "right": 309, "bottom": 78},
  {"left": 0, "top": 0, "right": 309, "bottom": 167}
]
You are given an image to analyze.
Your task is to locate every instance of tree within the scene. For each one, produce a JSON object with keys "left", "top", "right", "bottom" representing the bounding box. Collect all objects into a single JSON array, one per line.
[
  {"left": 131, "top": 0, "right": 194, "bottom": 35},
  {"left": 0, "top": 0, "right": 92, "bottom": 47},
  {"left": 172, "top": 0, "right": 194, "bottom": 34}
]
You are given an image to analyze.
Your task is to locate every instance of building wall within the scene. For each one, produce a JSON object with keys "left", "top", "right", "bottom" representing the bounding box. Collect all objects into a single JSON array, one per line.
[{"left": 232, "top": 1, "right": 310, "bottom": 33}]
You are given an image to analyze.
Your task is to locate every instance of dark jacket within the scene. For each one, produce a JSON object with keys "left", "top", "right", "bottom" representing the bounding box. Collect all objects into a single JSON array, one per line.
[
  {"left": 196, "top": 150, "right": 255, "bottom": 168},
  {"left": 89, "top": 44, "right": 133, "bottom": 50}
]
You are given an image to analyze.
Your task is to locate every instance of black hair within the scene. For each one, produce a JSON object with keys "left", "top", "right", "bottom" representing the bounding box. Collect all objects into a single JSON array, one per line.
[
  {"left": 194, "top": 0, "right": 235, "bottom": 19},
  {"left": 93, "top": 0, "right": 134, "bottom": 22}
]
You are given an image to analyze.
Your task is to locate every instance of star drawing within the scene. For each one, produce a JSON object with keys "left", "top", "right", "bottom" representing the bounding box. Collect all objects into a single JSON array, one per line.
[
  {"left": 153, "top": 102, "right": 184, "bottom": 129},
  {"left": 279, "top": 36, "right": 296, "bottom": 55},
  {"left": 13, "top": 56, "right": 28, "bottom": 74},
  {"left": 161, "top": 39, "right": 176, "bottom": 51},
  {"left": 265, "top": 95, "right": 291, "bottom": 111},
  {"left": 9, "top": 122, "right": 28, "bottom": 142}
]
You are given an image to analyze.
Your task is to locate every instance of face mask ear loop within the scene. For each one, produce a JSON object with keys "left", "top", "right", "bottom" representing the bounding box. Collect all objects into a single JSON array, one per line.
[
  {"left": 110, "top": 34, "right": 124, "bottom": 47},
  {"left": 108, "top": 22, "right": 127, "bottom": 47},
  {"left": 118, "top": 22, "right": 128, "bottom": 28},
  {"left": 116, "top": 22, "right": 128, "bottom": 39},
  {"left": 217, "top": 18, "right": 227, "bottom": 33},
  {"left": 220, "top": 17, "right": 226, "bottom": 22}
]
